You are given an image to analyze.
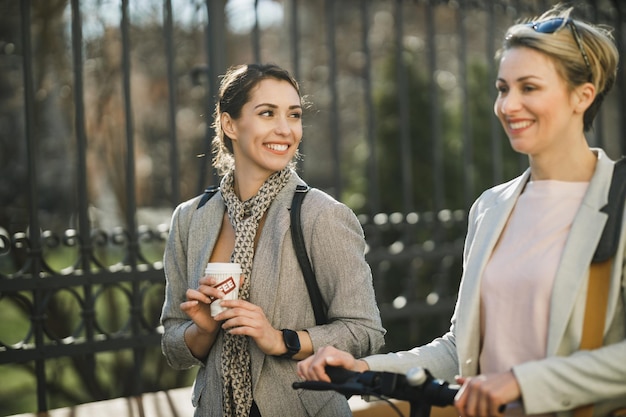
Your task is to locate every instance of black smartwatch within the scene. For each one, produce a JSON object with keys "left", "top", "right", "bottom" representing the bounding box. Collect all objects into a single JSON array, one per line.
[{"left": 279, "top": 329, "right": 301, "bottom": 358}]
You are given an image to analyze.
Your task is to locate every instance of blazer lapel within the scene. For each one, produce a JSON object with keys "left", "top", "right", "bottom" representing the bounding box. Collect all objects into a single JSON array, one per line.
[
  {"left": 457, "top": 171, "right": 530, "bottom": 374},
  {"left": 248, "top": 176, "right": 299, "bottom": 389},
  {"left": 250, "top": 177, "right": 299, "bottom": 318},
  {"left": 546, "top": 151, "right": 613, "bottom": 355},
  {"left": 188, "top": 197, "right": 225, "bottom": 286}
]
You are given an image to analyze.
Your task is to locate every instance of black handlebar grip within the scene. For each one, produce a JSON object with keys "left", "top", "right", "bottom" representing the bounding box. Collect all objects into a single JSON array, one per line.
[
  {"left": 422, "top": 380, "right": 459, "bottom": 407},
  {"left": 292, "top": 381, "right": 335, "bottom": 391},
  {"left": 325, "top": 366, "right": 359, "bottom": 384}
]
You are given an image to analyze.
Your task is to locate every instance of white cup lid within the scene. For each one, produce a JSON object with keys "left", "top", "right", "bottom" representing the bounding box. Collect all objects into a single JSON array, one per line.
[{"left": 204, "top": 262, "right": 242, "bottom": 274}]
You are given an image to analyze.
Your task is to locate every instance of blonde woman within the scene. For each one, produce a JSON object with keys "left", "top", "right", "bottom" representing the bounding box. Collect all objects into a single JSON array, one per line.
[{"left": 298, "top": 6, "right": 625, "bottom": 417}]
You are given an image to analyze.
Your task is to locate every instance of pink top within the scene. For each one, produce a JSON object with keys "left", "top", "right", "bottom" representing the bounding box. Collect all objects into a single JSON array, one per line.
[{"left": 479, "top": 180, "right": 588, "bottom": 414}]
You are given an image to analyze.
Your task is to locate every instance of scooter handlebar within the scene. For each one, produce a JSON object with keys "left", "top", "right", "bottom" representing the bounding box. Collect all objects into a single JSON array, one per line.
[{"left": 293, "top": 366, "right": 459, "bottom": 407}]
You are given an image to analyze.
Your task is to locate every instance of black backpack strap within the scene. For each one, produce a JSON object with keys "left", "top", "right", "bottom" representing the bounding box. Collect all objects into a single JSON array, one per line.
[
  {"left": 197, "top": 185, "right": 220, "bottom": 210},
  {"left": 290, "top": 185, "right": 328, "bottom": 325},
  {"left": 593, "top": 157, "right": 626, "bottom": 263}
]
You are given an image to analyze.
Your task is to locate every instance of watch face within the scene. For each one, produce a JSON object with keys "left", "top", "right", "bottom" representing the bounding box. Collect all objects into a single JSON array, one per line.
[{"left": 282, "top": 329, "right": 301, "bottom": 356}]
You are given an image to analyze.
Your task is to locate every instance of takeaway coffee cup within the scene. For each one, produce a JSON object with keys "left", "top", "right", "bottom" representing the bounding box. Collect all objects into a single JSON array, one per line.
[{"left": 205, "top": 262, "right": 242, "bottom": 317}]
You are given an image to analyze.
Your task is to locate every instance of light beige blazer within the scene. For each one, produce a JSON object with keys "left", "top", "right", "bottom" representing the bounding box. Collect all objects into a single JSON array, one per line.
[{"left": 365, "top": 149, "right": 626, "bottom": 416}]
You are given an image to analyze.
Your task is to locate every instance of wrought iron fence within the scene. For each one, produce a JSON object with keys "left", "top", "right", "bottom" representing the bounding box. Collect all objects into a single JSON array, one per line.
[{"left": 0, "top": 0, "right": 624, "bottom": 413}]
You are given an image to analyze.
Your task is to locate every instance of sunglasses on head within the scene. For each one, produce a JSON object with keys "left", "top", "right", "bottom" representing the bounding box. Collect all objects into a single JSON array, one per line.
[{"left": 525, "top": 17, "right": 592, "bottom": 80}]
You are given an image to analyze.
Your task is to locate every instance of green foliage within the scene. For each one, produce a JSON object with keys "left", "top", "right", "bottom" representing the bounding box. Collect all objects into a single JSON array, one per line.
[
  {"left": 371, "top": 50, "right": 437, "bottom": 213},
  {"left": 360, "top": 46, "right": 528, "bottom": 354},
  {"left": 367, "top": 47, "right": 524, "bottom": 215}
]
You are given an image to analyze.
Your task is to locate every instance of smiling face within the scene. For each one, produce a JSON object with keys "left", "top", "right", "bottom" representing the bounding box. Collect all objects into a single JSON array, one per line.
[
  {"left": 494, "top": 46, "right": 585, "bottom": 158},
  {"left": 221, "top": 78, "right": 303, "bottom": 182}
]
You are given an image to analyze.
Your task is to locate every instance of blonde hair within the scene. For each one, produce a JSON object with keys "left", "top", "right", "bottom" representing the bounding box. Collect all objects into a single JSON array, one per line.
[{"left": 496, "top": 4, "right": 619, "bottom": 131}]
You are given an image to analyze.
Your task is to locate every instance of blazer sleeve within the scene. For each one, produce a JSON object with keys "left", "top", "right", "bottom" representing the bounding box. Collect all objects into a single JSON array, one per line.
[
  {"left": 302, "top": 193, "right": 386, "bottom": 358},
  {"left": 363, "top": 195, "right": 487, "bottom": 382},
  {"left": 513, "top": 338, "right": 626, "bottom": 414},
  {"left": 160, "top": 199, "right": 206, "bottom": 370}
]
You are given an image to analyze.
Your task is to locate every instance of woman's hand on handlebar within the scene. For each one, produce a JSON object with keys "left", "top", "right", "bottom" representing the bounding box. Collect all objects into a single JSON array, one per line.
[
  {"left": 297, "top": 345, "right": 369, "bottom": 382},
  {"left": 455, "top": 370, "right": 520, "bottom": 417}
]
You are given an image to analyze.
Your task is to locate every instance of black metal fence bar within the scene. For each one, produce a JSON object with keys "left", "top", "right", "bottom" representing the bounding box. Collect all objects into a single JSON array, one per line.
[
  {"left": 201, "top": 0, "right": 225, "bottom": 190},
  {"left": 70, "top": 0, "right": 99, "bottom": 410},
  {"left": 120, "top": 0, "right": 144, "bottom": 395},
  {"left": 0, "top": 334, "right": 162, "bottom": 365},
  {"left": 164, "top": 0, "right": 181, "bottom": 207},
  {"left": 326, "top": 0, "right": 343, "bottom": 196},
  {"left": 395, "top": 0, "right": 413, "bottom": 215},
  {"left": 486, "top": 2, "right": 503, "bottom": 186},
  {"left": 427, "top": 1, "right": 444, "bottom": 214},
  {"left": 361, "top": 0, "right": 381, "bottom": 215},
  {"left": 290, "top": 0, "right": 301, "bottom": 82},
  {"left": 0, "top": 269, "right": 164, "bottom": 293},
  {"left": 457, "top": 2, "right": 473, "bottom": 209},
  {"left": 18, "top": 0, "right": 48, "bottom": 412}
]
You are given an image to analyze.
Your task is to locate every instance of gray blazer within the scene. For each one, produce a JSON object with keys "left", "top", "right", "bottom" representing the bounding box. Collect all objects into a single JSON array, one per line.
[
  {"left": 365, "top": 149, "right": 626, "bottom": 416},
  {"left": 160, "top": 173, "right": 385, "bottom": 417}
]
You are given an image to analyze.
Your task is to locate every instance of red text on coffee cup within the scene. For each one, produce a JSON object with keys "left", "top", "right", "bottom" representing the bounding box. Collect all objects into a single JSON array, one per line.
[{"left": 216, "top": 277, "right": 236, "bottom": 295}]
